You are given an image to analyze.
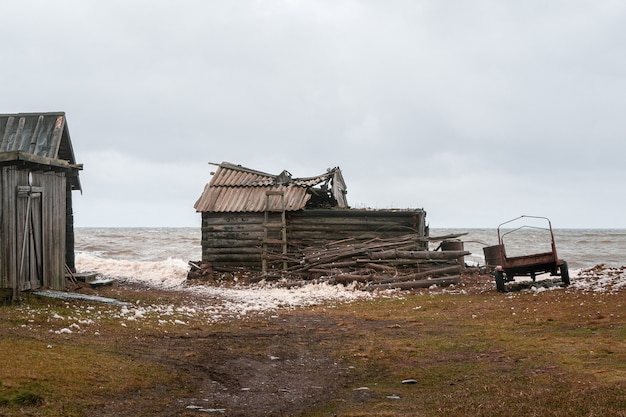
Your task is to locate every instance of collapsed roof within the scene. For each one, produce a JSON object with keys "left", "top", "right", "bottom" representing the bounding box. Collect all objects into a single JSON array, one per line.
[{"left": 194, "top": 162, "right": 348, "bottom": 213}]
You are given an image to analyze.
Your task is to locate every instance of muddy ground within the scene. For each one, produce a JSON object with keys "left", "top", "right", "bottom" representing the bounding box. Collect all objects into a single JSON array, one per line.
[
  {"left": 6, "top": 268, "right": 623, "bottom": 416},
  {"left": 77, "top": 271, "right": 490, "bottom": 416},
  {"left": 90, "top": 309, "right": 351, "bottom": 416}
]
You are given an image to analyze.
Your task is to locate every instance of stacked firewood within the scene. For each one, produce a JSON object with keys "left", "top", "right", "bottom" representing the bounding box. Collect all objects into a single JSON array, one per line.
[{"left": 264, "top": 233, "right": 469, "bottom": 290}]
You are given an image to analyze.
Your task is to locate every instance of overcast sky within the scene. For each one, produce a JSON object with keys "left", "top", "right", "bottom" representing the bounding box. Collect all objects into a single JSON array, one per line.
[{"left": 2, "top": 1, "right": 625, "bottom": 228}]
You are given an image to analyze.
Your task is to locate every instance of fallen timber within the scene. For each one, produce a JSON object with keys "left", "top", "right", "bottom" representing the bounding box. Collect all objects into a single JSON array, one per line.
[
  {"left": 188, "top": 233, "right": 470, "bottom": 290},
  {"left": 372, "top": 265, "right": 462, "bottom": 284},
  {"left": 367, "top": 276, "right": 461, "bottom": 291},
  {"left": 260, "top": 234, "right": 470, "bottom": 290},
  {"left": 371, "top": 249, "right": 469, "bottom": 260}
]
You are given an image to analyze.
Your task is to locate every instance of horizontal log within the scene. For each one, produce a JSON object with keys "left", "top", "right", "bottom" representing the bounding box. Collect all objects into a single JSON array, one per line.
[
  {"left": 314, "top": 260, "right": 359, "bottom": 269},
  {"left": 357, "top": 261, "right": 398, "bottom": 272},
  {"left": 290, "top": 209, "right": 425, "bottom": 219},
  {"left": 203, "top": 254, "right": 260, "bottom": 263},
  {"left": 331, "top": 274, "right": 372, "bottom": 284},
  {"left": 373, "top": 265, "right": 462, "bottom": 284},
  {"left": 202, "top": 214, "right": 264, "bottom": 225},
  {"left": 202, "top": 238, "right": 264, "bottom": 248},
  {"left": 370, "top": 250, "right": 470, "bottom": 260},
  {"left": 426, "top": 233, "right": 468, "bottom": 241},
  {"left": 203, "top": 247, "right": 261, "bottom": 255},
  {"left": 212, "top": 264, "right": 259, "bottom": 272},
  {"left": 367, "top": 276, "right": 461, "bottom": 291},
  {"left": 202, "top": 225, "right": 264, "bottom": 234}
]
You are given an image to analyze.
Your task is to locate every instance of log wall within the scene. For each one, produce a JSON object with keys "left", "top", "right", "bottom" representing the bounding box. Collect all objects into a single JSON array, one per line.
[{"left": 201, "top": 209, "right": 428, "bottom": 269}]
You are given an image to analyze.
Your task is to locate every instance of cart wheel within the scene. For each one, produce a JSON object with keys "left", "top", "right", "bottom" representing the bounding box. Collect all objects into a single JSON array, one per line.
[
  {"left": 561, "top": 261, "right": 570, "bottom": 286},
  {"left": 495, "top": 270, "right": 506, "bottom": 292}
]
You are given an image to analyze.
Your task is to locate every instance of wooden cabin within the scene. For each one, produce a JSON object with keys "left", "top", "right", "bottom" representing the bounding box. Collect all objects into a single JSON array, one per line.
[
  {"left": 0, "top": 112, "right": 82, "bottom": 300},
  {"left": 194, "top": 162, "right": 428, "bottom": 272}
]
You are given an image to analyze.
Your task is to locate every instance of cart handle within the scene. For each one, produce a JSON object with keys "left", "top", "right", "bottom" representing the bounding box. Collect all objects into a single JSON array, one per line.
[
  {"left": 497, "top": 215, "right": 552, "bottom": 230},
  {"left": 500, "top": 225, "right": 550, "bottom": 241},
  {"left": 497, "top": 215, "right": 556, "bottom": 249}
]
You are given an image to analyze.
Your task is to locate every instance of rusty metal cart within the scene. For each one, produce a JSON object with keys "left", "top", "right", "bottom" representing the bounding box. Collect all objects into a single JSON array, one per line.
[{"left": 484, "top": 215, "right": 570, "bottom": 292}]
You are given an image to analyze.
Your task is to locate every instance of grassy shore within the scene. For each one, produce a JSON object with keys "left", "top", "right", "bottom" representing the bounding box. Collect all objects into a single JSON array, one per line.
[{"left": 0, "top": 276, "right": 624, "bottom": 416}]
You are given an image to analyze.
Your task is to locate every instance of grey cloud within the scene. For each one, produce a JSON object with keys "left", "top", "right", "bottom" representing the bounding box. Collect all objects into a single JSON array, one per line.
[{"left": 2, "top": 1, "right": 625, "bottom": 227}]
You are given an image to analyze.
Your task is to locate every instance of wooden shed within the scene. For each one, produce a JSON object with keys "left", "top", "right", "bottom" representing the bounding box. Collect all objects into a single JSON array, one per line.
[
  {"left": 0, "top": 112, "right": 82, "bottom": 300},
  {"left": 194, "top": 162, "right": 428, "bottom": 272}
]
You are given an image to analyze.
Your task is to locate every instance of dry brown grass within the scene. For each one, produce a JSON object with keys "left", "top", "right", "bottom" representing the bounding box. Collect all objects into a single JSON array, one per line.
[
  {"left": 307, "top": 289, "right": 626, "bottom": 416},
  {"left": 0, "top": 276, "right": 624, "bottom": 416}
]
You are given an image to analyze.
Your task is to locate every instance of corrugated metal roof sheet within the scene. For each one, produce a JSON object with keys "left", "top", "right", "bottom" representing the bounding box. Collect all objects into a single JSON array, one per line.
[
  {"left": 209, "top": 163, "right": 276, "bottom": 187},
  {"left": 194, "top": 162, "right": 347, "bottom": 213},
  {"left": 195, "top": 183, "right": 311, "bottom": 212},
  {"left": 0, "top": 112, "right": 81, "bottom": 190}
]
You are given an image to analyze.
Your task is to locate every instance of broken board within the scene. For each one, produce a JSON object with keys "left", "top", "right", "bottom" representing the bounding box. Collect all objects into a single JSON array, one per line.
[{"left": 33, "top": 290, "right": 130, "bottom": 306}]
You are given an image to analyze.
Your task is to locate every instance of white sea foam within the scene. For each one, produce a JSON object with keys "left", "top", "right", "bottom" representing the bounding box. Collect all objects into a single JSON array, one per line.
[
  {"left": 72, "top": 228, "right": 626, "bottom": 324},
  {"left": 74, "top": 257, "right": 626, "bottom": 331},
  {"left": 75, "top": 253, "right": 375, "bottom": 316},
  {"left": 76, "top": 253, "right": 188, "bottom": 289}
]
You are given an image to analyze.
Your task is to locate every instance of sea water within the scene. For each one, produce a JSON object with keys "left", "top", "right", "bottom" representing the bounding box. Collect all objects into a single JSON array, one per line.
[
  {"left": 434, "top": 228, "right": 626, "bottom": 270},
  {"left": 74, "top": 227, "right": 626, "bottom": 274}
]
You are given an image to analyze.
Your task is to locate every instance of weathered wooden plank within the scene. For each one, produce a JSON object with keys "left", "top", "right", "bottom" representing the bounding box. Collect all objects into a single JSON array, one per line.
[
  {"left": 202, "top": 224, "right": 265, "bottom": 233},
  {"left": 202, "top": 238, "right": 265, "bottom": 248},
  {"left": 0, "top": 150, "right": 71, "bottom": 168},
  {"left": 203, "top": 254, "right": 261, "bottom": 263},
  {"left": 202, "top": 231, "right": 264, "bottom": 241},
  {"left": 202, "top": 213, "right": 264, "bottom": 225},
  {"left": 203, "top": 247, "right": 261, "bottom": 255}
]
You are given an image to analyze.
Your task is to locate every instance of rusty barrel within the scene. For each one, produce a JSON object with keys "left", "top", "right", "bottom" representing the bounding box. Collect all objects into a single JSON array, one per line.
[
  {"left": 483, "top": 244, "right": 504, "bottom": 270},
  {"left": 441, "top": 239, "right": 465, "bottom": 269}
]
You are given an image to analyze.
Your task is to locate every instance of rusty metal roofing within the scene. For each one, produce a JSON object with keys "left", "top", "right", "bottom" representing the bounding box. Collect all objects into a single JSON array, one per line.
[
  {"left": 0, "top": 112, "right": 81, "bottom": 190},
  {"left": 194, "top": 162, "right": 348, "bottom": 213}
]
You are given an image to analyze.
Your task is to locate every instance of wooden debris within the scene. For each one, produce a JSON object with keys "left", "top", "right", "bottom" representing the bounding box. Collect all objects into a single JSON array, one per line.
[
  {"left": 189, "top": 233, "right": 470, "bottom": 290},
  {"left": 367, "top": 276, "right": 461, "bottom": 291},
  {"left": 373, "top": 265, "right": 462, "bottom": 285}
]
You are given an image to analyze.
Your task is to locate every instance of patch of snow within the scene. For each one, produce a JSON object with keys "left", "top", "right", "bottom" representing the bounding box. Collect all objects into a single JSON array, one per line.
[
  {"left": 55, "top": 328, "right": 72, "bottom": 334},
  {"left": 570, "top": 266, "right": 626, "bottom": 293}
]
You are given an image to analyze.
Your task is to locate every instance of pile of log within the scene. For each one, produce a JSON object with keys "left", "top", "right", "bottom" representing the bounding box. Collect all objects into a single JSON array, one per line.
[{"left": 263, "top": 233, "right": 470, "bottom": 290}]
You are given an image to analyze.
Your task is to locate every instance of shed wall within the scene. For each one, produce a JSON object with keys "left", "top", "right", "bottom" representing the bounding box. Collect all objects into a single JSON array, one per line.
[
  {"left": 0, "top": 166, "right": 67, "bottom": 291},
  {"left": 200, "top": 209, "right": 427, "bottom": 269}
]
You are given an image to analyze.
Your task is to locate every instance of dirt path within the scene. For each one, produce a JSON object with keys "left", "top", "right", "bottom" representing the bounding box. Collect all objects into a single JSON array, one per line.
[{"left": 87, "top": 310, "right": 350, "bottom": 417}]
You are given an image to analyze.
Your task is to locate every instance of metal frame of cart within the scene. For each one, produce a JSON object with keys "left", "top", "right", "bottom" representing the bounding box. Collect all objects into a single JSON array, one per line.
[{"left": 484, "top": 215, "right": 570, "bottom": 292}]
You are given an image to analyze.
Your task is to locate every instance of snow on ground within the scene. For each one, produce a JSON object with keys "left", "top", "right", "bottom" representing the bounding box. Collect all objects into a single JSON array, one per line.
[
  {"left": 39, "top": 254, "right": 623, "bottom": 336},
  {"left": 570, "top": 265, "right": 626, "bottom": 293},
  {"left": 76, "top": 253, "right": 376, "bottom": 313},
  {"left": 185, "top": 281, "right": 375, "bottom": 316},
  {"left": 75, "top": 254, "right": 626, "bottom": 306},
  {"left": 11, "top": 259, "right": 625, "bottom": 339},
  {"left": 73, "top": 253, "right": 378, "bottom": 324}
]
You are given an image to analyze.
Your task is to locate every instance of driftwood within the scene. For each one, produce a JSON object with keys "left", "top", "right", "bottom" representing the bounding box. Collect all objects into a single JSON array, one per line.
[{"left": 367, "top": 276, "right": 461, "bottom": 291}]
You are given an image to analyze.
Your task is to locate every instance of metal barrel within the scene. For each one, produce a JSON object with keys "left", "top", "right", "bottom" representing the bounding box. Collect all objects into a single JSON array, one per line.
[
  {"left": 483, "top": 244, "right": 504, "bottom": 270},
  {"left": 441, "top": 239, "right": 465, "bottom": 269}
]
